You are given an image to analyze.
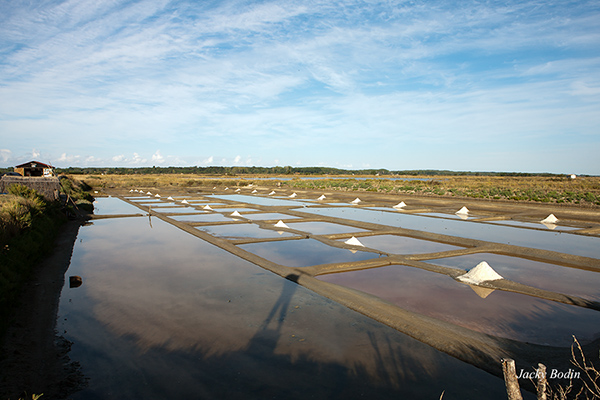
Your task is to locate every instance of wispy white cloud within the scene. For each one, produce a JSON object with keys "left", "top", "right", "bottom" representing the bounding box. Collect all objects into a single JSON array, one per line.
[{"left": 0, "top": 0, "right": 598, "bottom": 173}]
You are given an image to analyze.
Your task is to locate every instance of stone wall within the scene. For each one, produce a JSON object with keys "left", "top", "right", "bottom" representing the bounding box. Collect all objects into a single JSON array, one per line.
[{"left": 0, "top": 176, "right": 60, "bottom": 201}]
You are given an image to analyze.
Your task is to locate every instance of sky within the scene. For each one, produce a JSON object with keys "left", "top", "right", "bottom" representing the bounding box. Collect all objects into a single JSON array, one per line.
[{"left": 0, "top": 0, "right": 599, "bottom": 174}]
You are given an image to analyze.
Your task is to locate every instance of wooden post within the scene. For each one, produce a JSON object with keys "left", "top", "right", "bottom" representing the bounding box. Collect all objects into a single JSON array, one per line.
[
  {"left": 537, "top": 363, "right": 547, "bottom": 400},
  {"left": 502, "top": 358, "right": 523, "bottom": 400}
]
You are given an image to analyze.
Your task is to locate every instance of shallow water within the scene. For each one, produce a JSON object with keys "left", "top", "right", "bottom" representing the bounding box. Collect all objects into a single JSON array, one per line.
[
  {"left": 58, "top": 216, "right": 509, "bottom": 399},
  {"left": 485, "top": 219, "right": 579, "bottom": 231},
  {"left": 298, "top": 207, "right": 600, "bottom": 258},
  {"left": 93, "top": 197, "right": 145, "bottom": 215},
  {"left": 343, "top": 234, "right": 464, "bottom": 254},
  {"left": 239, "top": 238, "right": 383, "bottom": 268},
  {"left": 196, "top": 223, "right": 299, "bottom": 239},
  {"left": 424, "top": 253, "right": 600, "bottom": 301},
  {"left": 284, "top": 221, "right": 369, "bottom": 235},
  {"left": 208, "top": 194, "right": 309, "bottom": 207},
  {"left": 242, "top": 212, "right": 302, "bottom": 221},
  {"left": 317, "top": 265, "right": 600, "bottom": 346}
]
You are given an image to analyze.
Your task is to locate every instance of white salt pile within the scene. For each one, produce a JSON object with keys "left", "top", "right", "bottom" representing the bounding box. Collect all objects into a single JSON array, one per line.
[
  {"left": 457, "top": 261, "right": 503, "bottom": 285},
  {"left": 456, "top": 206, "right": 469, "bottom": 215},
  {"left": 344, "top": 236, "right": 365, "bottom": 247},
  {"left": 351, "top": 198, "right": 361, "bottom": 204},
  {"left": 318, "top": 195, "right": 326, "bottom": 200},
  {"left": 541, "top": 214, "right": 558, "bottom": 224},
  {"left": 231, "top": 211, "right": 242, "bottom": 217},
  {"left": 274, "top": 220, "right": 289, "bottom": 228},
  {"left": 393, "top": 202, "right": 406, "bottom": 209}
]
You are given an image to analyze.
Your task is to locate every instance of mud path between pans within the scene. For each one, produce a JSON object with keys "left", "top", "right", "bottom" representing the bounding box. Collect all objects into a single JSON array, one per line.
[{"left": 117, "top": 187, "right": 600, "bottom": 383}]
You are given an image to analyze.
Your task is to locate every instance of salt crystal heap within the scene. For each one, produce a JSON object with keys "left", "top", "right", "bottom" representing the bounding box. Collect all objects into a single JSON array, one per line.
[{"left": 457, "top": 261, "right": 503, "bottom": 285}]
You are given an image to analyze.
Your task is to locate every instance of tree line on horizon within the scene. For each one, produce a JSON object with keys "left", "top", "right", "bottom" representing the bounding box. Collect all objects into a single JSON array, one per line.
[{"left": 11, "top": 165, "right": 574, "bottom": 177}]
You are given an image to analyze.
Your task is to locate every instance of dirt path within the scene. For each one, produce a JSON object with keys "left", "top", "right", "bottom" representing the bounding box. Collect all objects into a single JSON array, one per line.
[{"left": 0, "top": 217, "right": 87, "bottom": 400}]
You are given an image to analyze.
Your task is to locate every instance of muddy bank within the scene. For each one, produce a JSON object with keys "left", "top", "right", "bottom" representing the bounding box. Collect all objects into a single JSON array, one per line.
[{"left": 0, "top": 217, "right": 87, "bottom": 400}]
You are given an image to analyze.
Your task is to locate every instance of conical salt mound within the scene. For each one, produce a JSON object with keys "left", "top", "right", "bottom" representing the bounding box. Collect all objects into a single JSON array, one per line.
[
  {"left": 129, "top": 189, "right": 134, "bottom": 192},
  {"left": 351, "top": 198, "right": 361, "bottom": 204},
  {"left": 181, "top": 199, "right": 189, "bottom": 204},
  {"left": 155, "top": 194, "right": 161, "bottom": 197},
  {"left": 167, "top": 196, "right": 174, "bottom": 201},
  {"left": 235, "top": 188, "right": 241, "bottom": 192},
  {"left": 393, "top": 202, "right": 406, "bottom": 209},
  {"left": 231, "top": 211, "right": 242, "bottom": 217},
  {"left": 269, "top": 191, "right": 276, "bottom": 195},
  {"left": 252, "top": 189, "right": 258, "bottom": 193},
  {"left": 274, "top": 220, "right": 289, "bottom": 228},
  {"left": 457, "top": 261, "right": 503, "bottom": 285},
  {"left": 289, "top": 193, "right": 297, "bottom": 198},
  {"left": 456, "top": 206, "right": 469, "bottom": 215},
  {"left": 147, "top": 191, "right": 152, "bottom": 195},
  {"left": 541, "top": 214, "right": 558, "bottom": 224},
  {"left": 344, "top": 236, "right": 365, "bottom": 247},
  {"left": 317, "top": 195, "right": 326, "bottom": 200},
  {"left": 225, "top": 187, "right": 229, "bottom": 190},
  {"left": 203, "top": 205, "right": 212, "bottom": 210}
]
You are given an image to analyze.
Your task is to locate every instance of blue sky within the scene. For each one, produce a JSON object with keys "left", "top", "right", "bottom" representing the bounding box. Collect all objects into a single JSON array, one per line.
[{"left": 1, "top": 0, "right": 599, "bottom": 173}]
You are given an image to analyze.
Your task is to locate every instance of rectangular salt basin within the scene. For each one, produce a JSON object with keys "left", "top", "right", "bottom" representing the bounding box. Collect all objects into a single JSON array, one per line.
[
  {"left": 93, "top": 197, "right": 145, "bottom": 215},
  {"left": 210, "top": 208, "right": 261, "bottom": 213},
  {"left": 299, "top": 207, "right": 600, "bottom": 258},
  {"left": 317, "top": 265, "right": 600, "bottom": 346},
  {"left": 169, "top": 213, "right": 237, "bottom": 223},
  {"left": 284, "top": 221, "right": 369, "bottom": 235},
  {"left": 242, "top": 213, "right": 302, "bottom": 221},
  {"left": 423, "top": 253, "right": 600, "bottom": 301},
  {"left": 238, "top": 238, "right": 383, "bottom": 268},
  {"left": 196, "top": 223, "right": 298, "bottom": 239},
  {"left": 485, "top": 220, "right": 578, "bottom": 231},
  {"left": 345, "top": 234, "right": 464, "bottom": 254},
  {"left": 208, "top": 194, "right": 308, "bottom": 207},
  {"left": 58, "top": 216, "right": 508, "bottom": 399},
  {"left": 149, "top": 206, "right": 205, "bottom": 214}
]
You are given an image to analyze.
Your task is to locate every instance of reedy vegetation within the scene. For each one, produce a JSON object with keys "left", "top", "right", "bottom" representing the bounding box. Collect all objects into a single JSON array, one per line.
[{"left": 79, "top": 173, "right": 600, "bottom": 207}]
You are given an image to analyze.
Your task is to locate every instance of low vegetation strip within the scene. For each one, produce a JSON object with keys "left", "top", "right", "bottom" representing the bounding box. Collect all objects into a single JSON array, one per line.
[
  {"left": 78, "top": 173, "right": 600, "bottom": 207},
  {"left": 0, "top": 178, "right": 93, "bottom": 338}
]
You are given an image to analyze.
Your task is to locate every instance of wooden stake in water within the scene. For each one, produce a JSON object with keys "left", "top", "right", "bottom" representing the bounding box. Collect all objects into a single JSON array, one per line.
[{"left": 502, "top": 359, "right": 523, "bottom": 400}]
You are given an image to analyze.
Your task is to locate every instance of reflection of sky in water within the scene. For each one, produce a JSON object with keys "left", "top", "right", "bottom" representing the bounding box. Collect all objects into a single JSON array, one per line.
[
  {"left": 239, "top": 239, "right": 382, "bottom": 267},
  {"left": 415, "top": 212, "right": 478, "bottom": 220},
  {"left": 58, "top": 217, "right": 507, "bottom": 399},
  {"left": 196, "top": 223, "right": 299, "bottom": 239},
  {"left": 242, "top": 213, "right": 302, "bottom": 220},
  {"left": 168, "top": 213, "right": 233, "bottom": 223},
  {"left": 317, "top": 265, "right": 600, "bottom": 346},
  {"left": 424, "top": 253, "right": 600, "bottom": 301},
  {"left": 299, "top": 207, "right": 600, "bottom": 258},
  {"left": 93, "top": 197, "right": 144, "bottom": 215},
  {"left": 486, "top": 220, "right": 578, "bottom": 231},
  {"left": 210, "top": 208, "right": 260, "bottom": 213},
  {"left": 285, "top": 221, "right": 369, "bottom": 235},
  {"left": 149, "top": 206, "right": 205, "bottom": 214},
  {"left": 348, "top": 234, "right": 464, "bottom": 254},
  {"left": 208, "top": 194, "right": 309, "bottom": 207}
]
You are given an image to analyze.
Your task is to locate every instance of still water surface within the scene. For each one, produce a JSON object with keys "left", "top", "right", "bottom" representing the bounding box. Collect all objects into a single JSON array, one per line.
[
  {"left": 58, "top": 211, "right": 509, "bottom": 399},
  {"left": 299, "top": 207, "right": 600, "bottom": 258}
]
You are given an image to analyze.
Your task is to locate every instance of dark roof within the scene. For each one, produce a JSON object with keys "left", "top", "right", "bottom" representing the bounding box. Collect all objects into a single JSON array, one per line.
[{"left": 15, "top": 161, "right": 54, "bottom": 168}]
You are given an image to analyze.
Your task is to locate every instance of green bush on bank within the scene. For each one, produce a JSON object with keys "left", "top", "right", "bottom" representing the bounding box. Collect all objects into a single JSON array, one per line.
[{"left": 0, "top": 185, "right": 67, "bottom": 336}]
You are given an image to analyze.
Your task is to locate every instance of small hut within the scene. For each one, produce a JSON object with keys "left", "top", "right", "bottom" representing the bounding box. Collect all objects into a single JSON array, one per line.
[{"left": 13, "top": 161, "right": 55, "bottom": 177}]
